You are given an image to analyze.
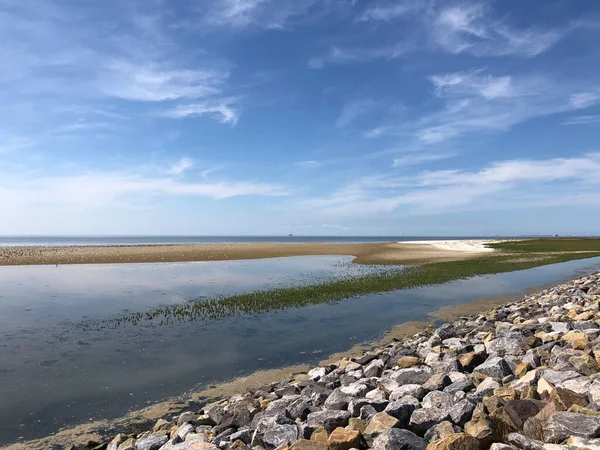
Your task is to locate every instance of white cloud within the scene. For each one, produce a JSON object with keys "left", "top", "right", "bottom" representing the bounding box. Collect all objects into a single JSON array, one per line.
[
  {"left": 167, "top": 157, "right": 195, "bottom": 175},
  {"left": 392, "top": 153, "right": 452, "bottom": 167},
  {"left": 367, "top": 70, "right": 600, "bottom": 145},
  {"left": 98, "top": 61, "right": 227, "bottom": 103},
  {"left": 313, "top": 1, "right": 566, "bottom": 67},
  {"left": 0, "top": 136, "right": 38, "bottom": 153},
  {"left": 160, "top": 100, "right": 240, "bottom": 124},
  {"left": 562, "top": 115, "right": 600, "bottom": 125},
  {"left": 0, "top": 170, "right": 288, "bottom": 211},
  {"left": 0, "top": 1, "right": 237, "bottom": 131},
  {"left": 295, "top": 160, "right": 322, "bottom": 168},
  {"left": 203, "top": 0, "right": 333, "bottom": 30},
  {"left": 570, "top": 93, "right": 600, "bottom": 109},
  {"left": 297, "top": 153, "right": 600, "bottom": 216},
  {"left": 357, "top": 2, "right": 421, "bottom": 22},
  {"left": 336, "top": 100, "right": 376, "bottom": 127}
]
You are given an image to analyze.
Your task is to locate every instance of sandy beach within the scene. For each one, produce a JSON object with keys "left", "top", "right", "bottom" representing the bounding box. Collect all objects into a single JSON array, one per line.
[{"left": 0, "top": 240, "right": 498, "bottom": 267}]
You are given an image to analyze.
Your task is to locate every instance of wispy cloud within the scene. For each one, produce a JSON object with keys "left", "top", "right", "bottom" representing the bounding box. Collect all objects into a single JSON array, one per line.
[
  {"left": 357, "top": 2, "right": 422, "bottom": 23},
  {"left": 336, "top": 100, "right": 376, "bottom": 127},
  {"left": 297, "top": 153, "right": 600, "bottom": 216},
  {"left": 392, "top": 153, "right": 453, "bottom": 167},
  {"left": 160, "top": 100, "right": 240, "bottom": 124},
  {"left": 0, "top": 0, "right": 237, "bottom": 132},
  {"left": 295, "top": 160, "right": 322, "bottom": 168},
  {"left": 202, "top": 0, "right": 335, "bottom": 30},
  {"left": 0, "top": 169, "right": 289, "bottom": 210},
  {"left": 313, "top": 0, "right": 568, "bottom": 68},
  {"left": 0, "top": 137, "right": 38, "bottom": 154},
  {"left": 562, "top": 115, "right": 600, "bottom": 125},
  {"left": 431, "top": 3, "right": 563, "bottom": 57},
  {"left": 167, "top": 157, "right": 195, "bottom": 175},
  {"left": 368, "top": 70, "right": 600, "bottom": 144}
]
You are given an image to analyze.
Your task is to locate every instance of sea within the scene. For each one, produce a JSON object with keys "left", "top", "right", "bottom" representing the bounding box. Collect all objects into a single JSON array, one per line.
[{"left": 0, "top": 235, "right": 510, "bottom": 247}]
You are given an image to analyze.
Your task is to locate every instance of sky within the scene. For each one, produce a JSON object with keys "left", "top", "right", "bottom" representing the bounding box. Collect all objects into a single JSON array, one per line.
[{"left": 1, "top": 0, "right": 600, "bottom": 236}]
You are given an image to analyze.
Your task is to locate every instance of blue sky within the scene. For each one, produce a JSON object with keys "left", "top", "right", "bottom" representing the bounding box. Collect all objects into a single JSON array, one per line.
[{"left": 1, "top": 0, "right": 600, "bottom": 236}]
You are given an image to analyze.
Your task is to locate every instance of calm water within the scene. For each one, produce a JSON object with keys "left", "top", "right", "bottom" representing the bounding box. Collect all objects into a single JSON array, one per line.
[
  {"left": 0, "top": 235, "right": 509, "bottom": 246},
  {"left": 1, "top": 256, "right": 600, "bottom": 444}
]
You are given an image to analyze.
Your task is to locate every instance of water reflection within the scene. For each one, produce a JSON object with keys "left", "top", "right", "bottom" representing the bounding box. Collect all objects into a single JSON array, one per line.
[{"left": 0, "top": 256, "right": 599, "bottom": 445}]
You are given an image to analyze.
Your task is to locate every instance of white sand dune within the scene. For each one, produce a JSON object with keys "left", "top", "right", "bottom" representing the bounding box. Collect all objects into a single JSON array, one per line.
[{"left": 400, "top": 239, "right": 502, "bottom": 253}]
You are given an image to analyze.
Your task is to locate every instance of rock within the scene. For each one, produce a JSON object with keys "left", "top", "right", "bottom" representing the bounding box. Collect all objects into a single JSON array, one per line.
[
  {"left": 422, "top": 391, "right": 454, "bottom": 410},
  {"left": 385, "top": 398, "right": 419, "bottom": 426},
  {"left": 175, "top": 424, "right": 195, "bottom": 441},
  {"left": 562, "top": 332, "right": 589, "bottom": 350},
  {"left": 117, "top": 439, "right": 136, "bottom": 450},
  {"left": 410, "top": 408, "right": 452, "bottom": 436},
  {"left": 308, "top": 367, "right": 328, "bottom": 380},
  {"left": 542, "top": 412, "right": 600, "bottom": 443},
  {"left": 398, "top": 357, "right": 422, "bottom": 369},
  {"left": 426, "top": 433, "right": 479, "bottom": 450},
  {"left": 348, "top": 397, "right": 387, "bottom": 415},
  {"left": 569, "top": 354, "right": 599, "bottom": 375},
  {"left": 448, "top": 400, "right": 475, "bottom": 427},
  {"left": 423, "top": 422, "right": 460, "bottom": 443},
  {"left": 541, "top": 370, "right": 582, "bottom": 385},
  {"left": 325, "top": 389, "right": 352, "bottom": 410},
  {"left": 485, "top": 336, "right": 525, "bottom": 357},
  {"left": 557, "top": 377, "right": 590, "bottom": 397},
  {"left": 311, "top": 427, "right": 329, "bottom": 443},
  {"left": 290, "top": 439, "right": 328, "bottom": 450},
  {"left": 365, "top": 359, "right": 385, "bottom": 377},
  {"left": 591, "top": 379, "right": 600, "bottom": 406},
  {"left": 307, "top": 410, "right": 351, "bottom": 433},
  {"left": 464, "top": 418, "right": 495, "bottom": 447},
  {"left": 108, "top": 434, "right": 126, "bottom": 450},
  {"left": 262, "top": 423, "right": 298, "bottom": 450},
  {"left": 495, "top": 387, "right": 518, "bottom": 400},
  {"left": 476, "top": 378, "right": 501, "bottom": 396},
  {"left": 364, "top": 412, "right": 400, "bottom": 445},
  {"left": 393, "top": 368, "right": 433, "bottom": 385},
  {"left": 489, "top": 444, "right": 517, "bottom": 450},
  {"left": 565, "top": 436, "right": 600, "bottom": 448},
  {"left": 457, "top": 353, "right": 486, "bottom": 372},
  {"left": 505, "top": 433, "right": 545, "bottom": 450},
  {"left": 549, "top": 387, "right": 587, "bottom": 410},
  {"left": 391, "top": 385, "right": 425, "bottom": 401},
  {"left": 473, "top": 357, "right": 513, "bottom": 380},
  {"left": 153, "top": 419, "right": 172, "bottom": 432},
  {"left": 327, "top": 428, "right": 361, "bottom": 450},
  {"left": 371, "top": 429, "right": 427, "bottom": 450},
  {"left": 348, "top": 418, "right": 367, "bottom": 433},
  {"left": 135, "top": 435, "right": 168, "bottom": 450}
]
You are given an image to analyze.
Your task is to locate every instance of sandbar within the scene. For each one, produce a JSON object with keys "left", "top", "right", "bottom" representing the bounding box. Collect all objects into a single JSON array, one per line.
[{"left": 0, "top": 241, "right": 499, "bottom": 267}]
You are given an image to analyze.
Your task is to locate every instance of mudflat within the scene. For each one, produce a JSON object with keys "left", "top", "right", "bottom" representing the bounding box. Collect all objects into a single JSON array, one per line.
[{"left": 0, "top": 242, "right": 491, "bottom": 266}]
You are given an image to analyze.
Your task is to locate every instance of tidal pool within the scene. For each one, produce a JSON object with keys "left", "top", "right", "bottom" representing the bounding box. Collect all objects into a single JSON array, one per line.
[{"left": 1, "top": 256, "right": 599, "bottom": 444}]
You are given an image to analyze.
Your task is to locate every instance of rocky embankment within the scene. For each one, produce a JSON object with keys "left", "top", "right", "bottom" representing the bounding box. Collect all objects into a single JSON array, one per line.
[{"left": 103, "top": 272, "right": 600, "bottom": 450}]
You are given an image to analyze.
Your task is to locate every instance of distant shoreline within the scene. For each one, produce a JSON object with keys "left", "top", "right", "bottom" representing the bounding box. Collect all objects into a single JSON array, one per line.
[{"left": 0, "top": 241, "right": 494, "bottom": 267}]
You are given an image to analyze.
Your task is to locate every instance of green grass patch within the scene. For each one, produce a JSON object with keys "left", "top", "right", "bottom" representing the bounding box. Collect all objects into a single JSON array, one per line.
[
  {"left": 488, "top": 238, "right": 600, "bottom": 252},
  {"left": 97, "top": 243, "right": 600, "bottom": 329}
]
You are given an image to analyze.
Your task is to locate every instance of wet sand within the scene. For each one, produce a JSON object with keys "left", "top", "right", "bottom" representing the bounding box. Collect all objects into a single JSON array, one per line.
[{"left": 0, "top": 242, "right": 492, "bottom": 267}]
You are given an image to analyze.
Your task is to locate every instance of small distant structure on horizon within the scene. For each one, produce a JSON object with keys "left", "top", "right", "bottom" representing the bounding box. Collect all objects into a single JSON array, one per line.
[{"left": 288, "top": 233, "right": 293, "bottom": 237}]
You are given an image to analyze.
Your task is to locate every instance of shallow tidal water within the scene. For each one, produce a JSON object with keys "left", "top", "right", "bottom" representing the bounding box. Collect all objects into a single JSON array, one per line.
[{"left": 1, "top": 256, "right": 600, "bottom": 444}]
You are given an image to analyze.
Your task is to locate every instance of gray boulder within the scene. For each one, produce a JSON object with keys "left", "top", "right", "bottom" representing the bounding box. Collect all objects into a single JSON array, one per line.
[
  {"left": 473, "top": 357, "right": 513, "bottom": 379},
  {"left": 262, "top": 423, "right": 299, "bottom": 450},
  {"left": 409, "top": 407, "right": 451, "bottom": 435},
  {"left": 384, "top": 397, "right": 419, "bottom": 427},
  {"left": 135, "top": 435, "right": 168, "bottom": 450},
  {"left": 371, "top": 428, "right": 427, "bottom": 450},
  {"left": 542, "top": 412, "right": 600, "bottom": 443},
  {"left": 306, "top": 410, "right": 350, "bottom": 432}
]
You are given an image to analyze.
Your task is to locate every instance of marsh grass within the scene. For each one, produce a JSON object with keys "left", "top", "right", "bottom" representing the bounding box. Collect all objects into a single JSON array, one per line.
[{"left": 96, "top": 240, "right": 600, "bottom": 329}]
